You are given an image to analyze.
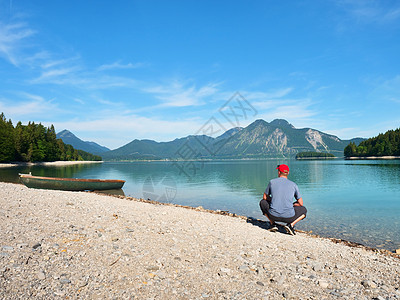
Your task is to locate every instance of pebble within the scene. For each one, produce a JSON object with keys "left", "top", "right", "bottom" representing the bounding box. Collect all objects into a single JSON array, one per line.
[
  {"left": 220, "top": 267, "right": 231, "bottom": 274},
  {"left": 37, "top": 271, "right": 46, "bottom": 280},
  {"left": 318, "top": 280, "right": 330, "bottom": 289},
  {"left": 239, "top": 265, "right": 250, "bottom": 272},
  {"left": 32, "top": 243, "right": 41, "bottom": 250},
  {"left": 2, "top": 246, "right": 13, "bottom": 252},
  {"left": 361, "top": 280, "right": 377, "bottom": 289},
  {"left": 146, "top": 266, "right": 159, "bottom": 271},
  {"left": 60, "top": 277, "right": 71, "bottom": 284}
]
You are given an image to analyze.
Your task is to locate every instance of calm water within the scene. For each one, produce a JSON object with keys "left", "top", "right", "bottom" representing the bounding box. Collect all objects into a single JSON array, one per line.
[{"left": 1, "top": 159, "right": 399, "bottom": 251}]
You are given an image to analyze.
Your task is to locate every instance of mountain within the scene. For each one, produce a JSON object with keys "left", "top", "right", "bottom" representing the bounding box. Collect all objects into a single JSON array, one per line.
[
  {"left": 215, "top": 127, "right": 243, "bottom": 141},
  {"left": 102, "top": 135, "right": 215, "bottom": 161},
  {"left": 102, "top": 119, "right": 364, "bottom": 160},
  {"left": 57, "top": 130, "right": 110, "bottom": 155},
  {"left": 214, "top": 119, "right": 360, "bottom": 158}
]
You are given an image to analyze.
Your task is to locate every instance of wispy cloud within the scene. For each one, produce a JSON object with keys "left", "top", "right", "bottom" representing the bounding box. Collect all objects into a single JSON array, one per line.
[
  {"left": 98, "top": 61, "right": 145, "bottom": 71},
  {"left": 244, "top": 88, "right": 293, "bottom": 101},
  {"left": 35, "top": 66, "right": 82, "bottom": 81},
  {"left": 0, "top": 21, "right": 36, "bottom": 66},
  {"left": 243, "top": 88, "right": 295, "bottom": 111},
  {"left": 370, "top": 75, "right": 400, "bottom": 104},
  {"left": 0, "top": 93, "right": 59, "bottom": 118},
  {"left": 143, "top": 80, "right": 220, "bottom": 107},
  {"left": 337, "top": 0, "right": 400, "bottom": 24},
  {"left": 260, "top": 100, "right": 316, "bottom": 121}
]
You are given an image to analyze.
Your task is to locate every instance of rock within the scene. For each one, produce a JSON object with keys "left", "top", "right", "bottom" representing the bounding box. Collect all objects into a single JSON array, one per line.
[
  {"left": 32, "top": 243, "right": 41, "bottom": 250},
  {"left": 318, "top": 280, "right": 330, "bottom": 289},
  {"left": 298, "top": 275, "right": 310, "bottom": 282},
  {"left": 37, "top": 271, "right": 46, "bottom": 280},
  {"left": 2, "top": 246, "right": 13, "bottom": 251},
  {"left": 54, "top": 289, "right": 65, "bottom": 296},
  {"left": 155, "top": 271, "right": 167, "bottom": 279},
  {"left": 220, "top": 267, "right": 231, "bottom": 274},
  {"left": 361, "top": 280, "right": 377, "bottom": 289},
  {"left": 60, "top": 277, "right": 71, "bottom": 284},
  {"left": 239, "top": 265, "right": 250, "bottom": 272},
  {"left": 396, "top": 248, "right": 400, "bottom": 255},
  {"left": 312, "top": 263, "right": 324, "bottom": 272},
  {"left": 329, "top": 290, "right": 342, "bottom": 297}
]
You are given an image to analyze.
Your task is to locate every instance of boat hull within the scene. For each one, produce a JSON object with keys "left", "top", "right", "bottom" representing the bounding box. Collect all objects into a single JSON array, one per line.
[{"left": 19, "top": 175, "right": 125, "bottom": 191}]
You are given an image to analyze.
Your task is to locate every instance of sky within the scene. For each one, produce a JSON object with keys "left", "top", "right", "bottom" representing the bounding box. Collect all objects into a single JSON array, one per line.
[{"left": 1, "top": 0, "right": 400, "bottom": 149}]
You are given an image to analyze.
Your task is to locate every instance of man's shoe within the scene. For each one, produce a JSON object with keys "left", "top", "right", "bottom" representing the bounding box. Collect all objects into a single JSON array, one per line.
[
  {"left": 268, "top": 223, "right": 278, "bottom": 232},
  {"left": 284, "top": 224, "right": 296, "bottom": 235}
]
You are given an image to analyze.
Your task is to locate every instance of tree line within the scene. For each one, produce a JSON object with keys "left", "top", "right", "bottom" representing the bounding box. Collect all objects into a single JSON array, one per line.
[
  {"left": 0, "top": 113, "right": 102, "bottom": 162},
  {"left": 295, "top": 151, "right": 335, "bottom": 159},
  {"left": 344, "top": 128, "right": 400, "bottom": 157}
]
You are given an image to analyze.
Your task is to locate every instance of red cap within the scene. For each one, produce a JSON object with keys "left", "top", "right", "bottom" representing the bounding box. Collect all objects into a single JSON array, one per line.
[{"left": 276, "top": 164, "right": 289, "bottom": 172}]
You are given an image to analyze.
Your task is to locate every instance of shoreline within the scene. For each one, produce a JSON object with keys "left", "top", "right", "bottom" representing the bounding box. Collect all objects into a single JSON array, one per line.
[
  {"left": 95, "top": 190, "right": 400, "bottom": 257},
  {"left": 346, "top": 156, "right": 400, "bottom": 160},
  {"left": 1, "top": 182, "right": 399, "bottom": 298},
  {"left": 295, "top": 157, "right": 337, "bottom": 160},
  {"left": 0, "top": 160, "right": 103, "bottom": 168}
]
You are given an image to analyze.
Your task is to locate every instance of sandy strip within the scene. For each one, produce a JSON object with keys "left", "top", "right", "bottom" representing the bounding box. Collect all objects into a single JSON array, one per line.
[
  {"left": 0, "top": 161, "right": 103, "bottom": 168},
  {"left": 0, "top": 182, "right": 399, "bottom": 299}
]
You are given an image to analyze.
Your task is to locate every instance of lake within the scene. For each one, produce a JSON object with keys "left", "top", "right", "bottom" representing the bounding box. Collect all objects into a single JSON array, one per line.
[{"left": 1, "top": 159, "right": 399, "bottom": 252}]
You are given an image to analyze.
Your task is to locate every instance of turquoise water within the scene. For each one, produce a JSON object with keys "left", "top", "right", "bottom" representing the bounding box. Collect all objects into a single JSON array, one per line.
[{"left": 1, "top": 159, "right": 399, "bottom": 251}]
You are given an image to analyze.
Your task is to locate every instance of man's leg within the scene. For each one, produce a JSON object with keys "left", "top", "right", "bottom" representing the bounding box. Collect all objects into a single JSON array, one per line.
[
  {"left": 290, "top": 206, "right": 307, "bottom": 227},
  {"left": 259, "top": 199, "right": 278, "bottom": 231},
  {"left": 291, "top": 214, "right": 305, "bottom": 227}
]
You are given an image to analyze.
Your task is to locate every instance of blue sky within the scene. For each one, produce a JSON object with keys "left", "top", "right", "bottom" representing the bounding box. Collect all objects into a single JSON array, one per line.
[{"left": 1, "top": 0, "right": 400, "bottom": 149}]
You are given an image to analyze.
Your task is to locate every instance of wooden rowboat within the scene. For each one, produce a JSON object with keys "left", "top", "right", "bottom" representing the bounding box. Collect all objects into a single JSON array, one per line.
[{"left": 19, "top": 173, "right": 125, "bottom": 191}]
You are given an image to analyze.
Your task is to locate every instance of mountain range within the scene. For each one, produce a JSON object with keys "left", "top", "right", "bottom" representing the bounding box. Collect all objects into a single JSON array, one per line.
[
  {"left": 56, "top": 119, "right": 363, "bottom": 160},
  {"left": 56, "top": 130, "right": 110, "bottom": 155}
]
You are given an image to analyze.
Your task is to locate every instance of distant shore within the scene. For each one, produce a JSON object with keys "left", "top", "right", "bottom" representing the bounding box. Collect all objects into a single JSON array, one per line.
[
  {"left": 0, "top": 161, "right": 103, "bottom": 168},
  {"left": 295, "top": 157, "right": 338, "bottom": 160},
  {"left": 345, "top": 156, "right": 400, "bottom": 160}
]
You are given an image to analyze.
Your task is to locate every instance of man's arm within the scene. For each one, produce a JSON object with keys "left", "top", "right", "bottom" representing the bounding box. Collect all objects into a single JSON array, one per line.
[
  {"left": 293, "top": 197, "right": 303, "bottom": 207},
  {"left": 263, "top": 192, "right": 272, "bottom": 202}
]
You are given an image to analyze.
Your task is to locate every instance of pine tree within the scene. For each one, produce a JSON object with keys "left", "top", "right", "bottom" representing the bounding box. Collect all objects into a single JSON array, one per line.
[{"left": 0, "top": 113, "right": 15, "bottom": 162}]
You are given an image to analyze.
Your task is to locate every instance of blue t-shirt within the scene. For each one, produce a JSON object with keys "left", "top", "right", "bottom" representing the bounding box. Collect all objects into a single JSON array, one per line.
[{"left": 265, "top": 177, "right": 301, "bottom": 218}]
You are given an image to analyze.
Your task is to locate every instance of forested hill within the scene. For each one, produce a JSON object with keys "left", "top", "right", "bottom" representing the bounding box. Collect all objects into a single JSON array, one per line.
[
  {"left": 0, "top": 113, "right": 102, "bottom": 163},
  {"left": 344, "top": 128, "right": 400, "bottom": 157},
  {"left": 57, "top": 129, "right": 110, "bottom": 155}
]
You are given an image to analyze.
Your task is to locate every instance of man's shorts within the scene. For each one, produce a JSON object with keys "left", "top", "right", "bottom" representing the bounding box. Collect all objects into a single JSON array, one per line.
[{"left": 259, "top": 199, "right": 307, "bottom": 224}]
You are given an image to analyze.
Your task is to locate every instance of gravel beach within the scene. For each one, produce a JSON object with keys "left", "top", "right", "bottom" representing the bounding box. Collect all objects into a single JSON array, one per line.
[{"left": 0, "top": 182, "right": 399, "bottom": 299}]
